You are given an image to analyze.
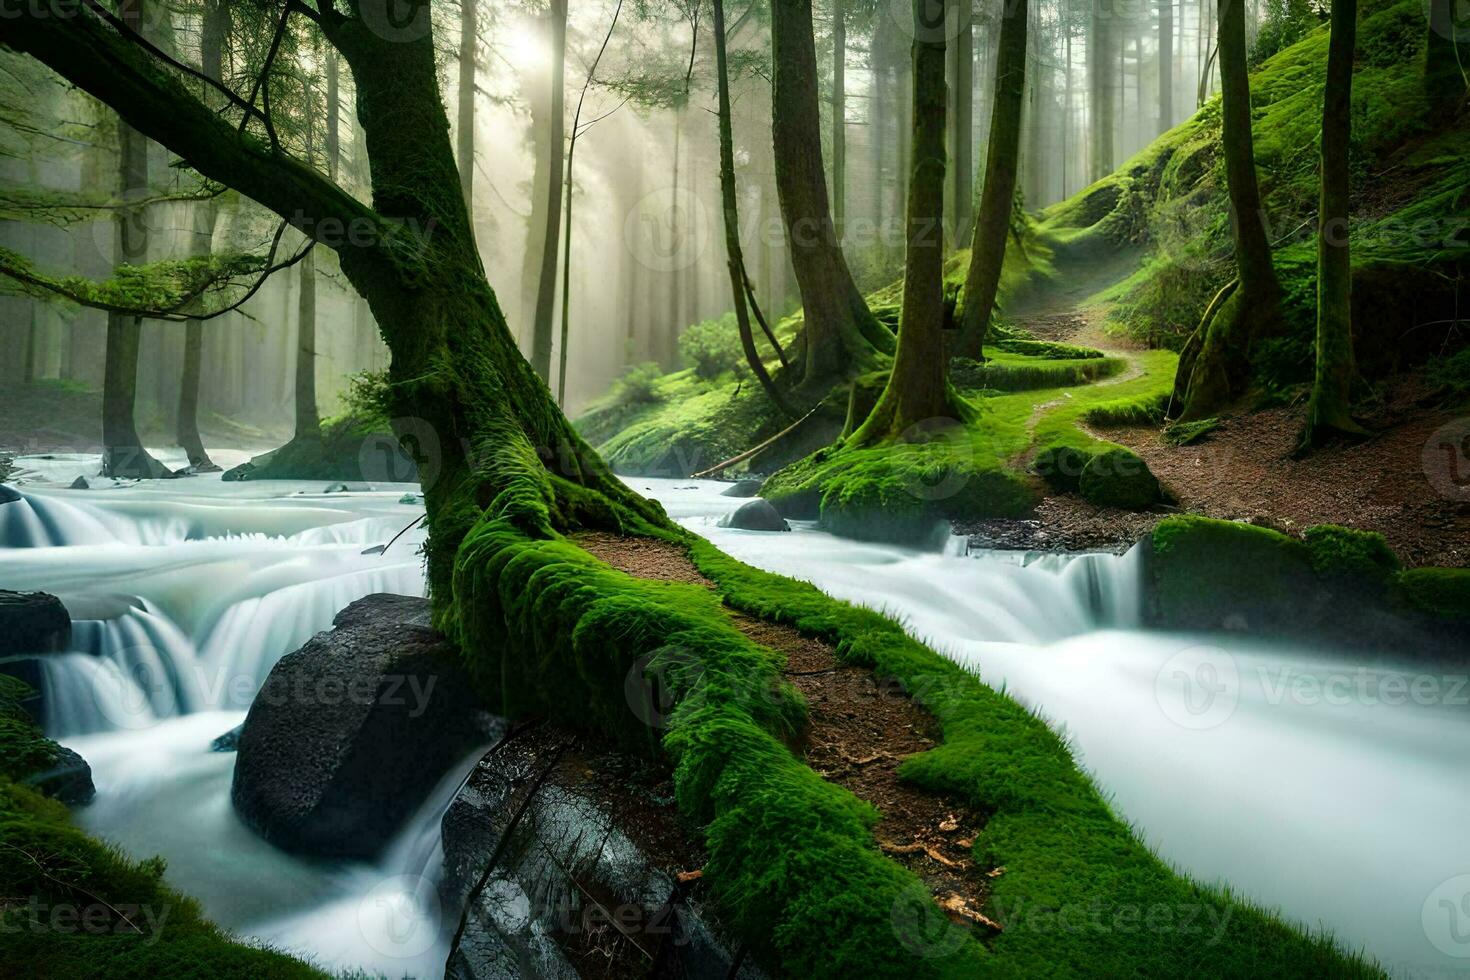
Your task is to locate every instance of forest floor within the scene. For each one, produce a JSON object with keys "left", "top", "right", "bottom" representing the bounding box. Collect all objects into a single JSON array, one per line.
[{"left": 957, "top": 306, "right": 1470, "bottom": 568}]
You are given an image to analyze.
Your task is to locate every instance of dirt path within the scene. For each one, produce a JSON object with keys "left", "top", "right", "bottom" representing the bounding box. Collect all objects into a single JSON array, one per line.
[{"left": 576, "top": 531, "right": 997, "bottom": 931}]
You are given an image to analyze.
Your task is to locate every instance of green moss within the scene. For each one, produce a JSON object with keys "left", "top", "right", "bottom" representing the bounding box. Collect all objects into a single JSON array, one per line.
[
  {"left": 992, "top": 339, "right": 1105, "bottom": 360},
  {"left": 1303, "top": 525, "right": 1401, "bottom": 583},
  {"left": 1151, "top": 516, "right": 1317, "bottom": 629},
  {"left": 1162, "top": 417, "right": 1220, "bottom": 445},
  {"left": 1079, "top": 448, "right": 1162, "bottom": 510},
  {"left": 1032, "top": 445, "right": 1092, "bottom": 493},
  {"left": 1396, "top": 568, "right": 1470, "bottom": 621},
  {"left": 950, "top": 355, "right": 1126, "bottom": 392}
]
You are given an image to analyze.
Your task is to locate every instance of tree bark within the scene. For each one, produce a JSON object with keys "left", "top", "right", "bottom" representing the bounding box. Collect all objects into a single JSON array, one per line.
[
  {"left": 458, "top": 0, "right": 478, "bottom": 211},
  {"left": 1173, "top": 0, "right": 1283, "bottom": 420},
  {"left": 714, "top": 0, "right": 796, "bottom": 418},
  {"left": 294, "top": 247, "right": 320, "bottom": 440},
  {"left": 950, "top": 4, "right": 974, "bottom": 243},
  {"left": 770, "top": 0, "right": 893, "bottom": 392},
  {"left": 832, "top": 0, "right": 847, "bottom": 242},
  {"left": 954, "top": 0, "right": 1026, "bottom": 359},
  {"left": 1301, "top": 0, "right": 1363, "bottom": 445},
  {"left": 1426, "top": 0, "right": 1470, "bottom": 114},
  {"left": 852, "top": 0, "right": 959, "bottom": 443},
  {"left": 1158, "top": 0, "right": 1174, "bottom": 131},
  {"left": 531, "top": 0, "right": 568, "bottom": 383},
  {"left": 103, "top": 0, "right": 172, "bottom": 480}
]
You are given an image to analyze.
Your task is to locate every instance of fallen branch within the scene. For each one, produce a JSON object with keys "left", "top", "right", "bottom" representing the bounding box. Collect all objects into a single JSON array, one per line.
[
  {"left": 880, "top": 841, "right": 962, "bottom": 869},
  {"left": 691, "top": 403, "right": 822, "bottom": 479}
]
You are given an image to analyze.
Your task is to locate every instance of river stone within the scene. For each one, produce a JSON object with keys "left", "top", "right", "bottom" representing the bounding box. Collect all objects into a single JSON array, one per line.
[
  {"left": 232, "top": 593, "right": 500, "bottom": 859},
  {"left": 211, "top": 724, "right": 243, "bottom": 753},
  {"left": 719, "top": 479, "right": 763, "bottom": 498},
  {"left": 0, "top": 590, "right": 71, "bottom": 656},
  {"left": 718, "top": 499, "right": 790, "bottom": 532},
  {"left": 33, "top": 746, "right": 95, "bottom": 806},
  {"left": 0, "top": 485, "right": 20, "bottom": 504},
  {"left": 68, "top": 476, "right": 89, "bottom": 490}
]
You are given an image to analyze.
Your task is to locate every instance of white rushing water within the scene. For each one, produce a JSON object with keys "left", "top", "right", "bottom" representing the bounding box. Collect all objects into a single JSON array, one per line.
[
  {"left": 2, "top": 455, "right": 1465, "bottom": 977},
  {"left": 631, "top": 477, "right": 1470, "bottom": 979}
]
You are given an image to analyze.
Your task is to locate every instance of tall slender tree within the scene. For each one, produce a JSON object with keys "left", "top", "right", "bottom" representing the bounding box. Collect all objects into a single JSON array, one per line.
[
  {"left": 832, "top": 0, "right": 847, "bottom": 241},
  {"left": 1089, "top": 0, "right": 1115, "bottom": 181},
  {"left": 102, "top": 0, "right": 172, "bottom": 479},
  {"left": 954, "top": 0, "right": 1026, "bottom": 359},
  {"left": 949, "top": 0, "right": 975, "bottom": 243},
  {"left": 457, "top": 0, "right": 479, "bottom": 211},
  {"left": 531, "top": 0, "right": 568, "bottom": 382},
  {"left": 771, "top": 0, "right": 894, "bottom": 391},
  {"left": 1301, "top": 0, "right": 1364, "bottom": 445},
  {"left": 1158, "top": 0, "right": 1174, "bottom": 130},
  {"left": 1173, "top": 0, "right": 1283, "bottom": 419},
  {"left": 852, "top": 0, "right": 961, "bottom": 441},
  {"left": 714, "top": 0, "right": 795, "bottom": 416}
]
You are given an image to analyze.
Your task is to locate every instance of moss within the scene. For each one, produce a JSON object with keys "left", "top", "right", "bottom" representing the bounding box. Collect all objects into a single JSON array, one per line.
[
  {"left": 1162, "top": 417, "right": 1220, "bottom": 445},
  {"left": 991, "top": 339, "right": 1105, "bottom": 360},
  {"left": 1396, "top": 568, "right": 1470, "bottom": 621},
  {"left": 1032, "top": 445, "right": 1092, "bottom": 493},
  {"left": 1303, "top": 525, "right": 1401, "bottom": 583},
  {"left": 0, "top": 676, "right": 58, "bottom": 786},
  {"left": 1151, "top": 516, "right": 1317, "bottom": 629},
  {"left": 949, "top": 355, "right": 1125, "bottom": 392},
  {"left": 223, "top": 411, "right": 408, "bottom": 483},
  {"left": 1079, "top": 448, "right": 1162, "bottom": 510}
]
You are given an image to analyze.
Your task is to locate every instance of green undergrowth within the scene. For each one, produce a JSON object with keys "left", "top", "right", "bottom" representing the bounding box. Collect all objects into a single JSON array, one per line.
[
  {"left": 1150, "top": 516, "right": 1470, "bottom": 643},
  {"left": 760, "top": 348, "right": 1180, "bottom": 535},
  {"left": 438, "top": 505, "right": 1380, "bottom": 976},
  {"left": 0, "top": 678, "right": 324, "bottom": 978},
  {"left": 1035, "top": 0, "right": 1470, "bottom": 380}
]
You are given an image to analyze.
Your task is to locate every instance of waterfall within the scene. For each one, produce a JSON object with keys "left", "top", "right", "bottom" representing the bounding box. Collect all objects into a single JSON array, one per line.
[{"left": 38, "top": 653, "right": 157, "bottom": 737}]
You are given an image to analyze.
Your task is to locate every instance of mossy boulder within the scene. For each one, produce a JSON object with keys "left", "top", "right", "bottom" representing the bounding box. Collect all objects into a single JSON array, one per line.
[
  {"left": 1033, "top": 445, "right": 1093, "bottom": 493},
  {"left": 1150, "top": 516, "right": 1318, "bottom": 631},
  {"left": 1079, "top": 448, "right": 1161, "bottom": 510},
  {"left": 1397, "top": 568, "right": 1470, "bottom": 622},
  {"left": 223, "top": 413, "right": 413, "bottom": 484},
  {"left": 0, "top": 590, "right": 71, "bottom": 656}
]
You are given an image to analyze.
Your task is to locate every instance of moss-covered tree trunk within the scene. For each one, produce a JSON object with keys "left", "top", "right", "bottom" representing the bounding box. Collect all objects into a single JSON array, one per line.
[
  {"left": 102, "top": 0, "right": 171, "bottom": 480},
  {"left": 1301, "top": 0, "right": 1363, "bottom": 446},
  {"left": 954, "top": 0, "right": 1026, "bottom": 360},
  {"left": 770, "top": 0, "right": 893, "bottom": 392},
  {"left": 714, "top": 0, "right": 795, "bottom": 417},
  {"left": 1171, "top": 0, "right": 1283, "bottom": 421},
  {"left": 851, "top": 0, "right": 961, "bottom": 443},
  {"left": 530, "top": 0, "right": 567, "bottom": 383}
]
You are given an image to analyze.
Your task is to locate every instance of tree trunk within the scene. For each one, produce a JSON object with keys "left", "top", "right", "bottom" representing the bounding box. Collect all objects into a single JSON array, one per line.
[
  {"left": 853, "top": 0, "right": 959, "bottom": 443},
  {"left": 294, "top": 247, "right": 320, "bottom": 440},
  {"left": 832, "top": 0, "right": 847, "bottom": 243},
  {"left": 458, "top": 0, "right": 478, "bottom": 212},
  {"left": 1302, "top": 0, "right": 1362, "bottom": 445},
  {"left": 1089, "top": 1, "right": 1114, "bottom": 181},
  {"left": 714, "top": 0, "right": 796, "bottom": 418},
  {"left": 770, "top": 0, "right": 893, "bottom": 392},
  {"left": 102, "top": 0, "right": 171, "bottom": 480},
  {"left": 530, "top": 0, "right": 567, "bottom": 383},
  {"left": 1158, "top": 0, "right": 1174, "bottom": 131},
  {"left": 954, "top": 0, "right": 1026, "bottom": 359},
  {"left": 950, "top": 5, "right": 974, "bottom": 244},
  {"left": 1173, "top": 0, "right": 1283, "bottom": 419}
]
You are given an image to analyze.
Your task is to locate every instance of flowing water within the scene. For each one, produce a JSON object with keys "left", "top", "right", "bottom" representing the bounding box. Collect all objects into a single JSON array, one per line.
[{"left": 1, "top": 457, "right": 1464, "bottom": 977}]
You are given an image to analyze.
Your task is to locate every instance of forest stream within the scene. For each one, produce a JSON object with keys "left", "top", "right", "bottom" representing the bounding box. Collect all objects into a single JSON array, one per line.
[{"left": 1, "top": 456, "right": 1463, "bottom": 978}]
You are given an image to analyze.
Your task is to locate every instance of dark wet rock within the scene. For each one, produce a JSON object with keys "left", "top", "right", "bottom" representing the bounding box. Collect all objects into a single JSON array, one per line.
[
  {"left": 68, "top": 476, "right": 89, "bottom": 490},
  {"left": 211, "top": 724, "right": 243, "bottom": 753},
  {"left": 33, "top": 746, "right": 95, "bottom": 806},
  {"left": 0, "top": 590, "right": 71, "bottom": 656},
  {"left": 0, "top": 485, "right": 21, "bottom": 504},
  {"left": 718, "top": 499, "right": 790, "bottom": 532},
  {"left": 442, "top": 729, "right": 763, "bottom": 980},
  {"left": 232, "top": 593, "right": 502, "bottom": 859},
  {"left": 399, "top": 493, "right": 419, "bottom": 504},
  {"left": 719, "top": 479, "right": 764, "bottom": 498},
  {"left": 221, "top": 461, "right": 254, "bottom": 482},
  {"left": 360, "top": 544, "right": 387, "bottom": 556},
  {"left": 323, "top": 483, "right": 350, "bottom": 493}
]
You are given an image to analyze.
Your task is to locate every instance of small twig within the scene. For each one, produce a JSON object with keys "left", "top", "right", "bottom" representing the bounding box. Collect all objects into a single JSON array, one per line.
[{"left": 1, "top": 843, "right": 143, "bottom": 934}]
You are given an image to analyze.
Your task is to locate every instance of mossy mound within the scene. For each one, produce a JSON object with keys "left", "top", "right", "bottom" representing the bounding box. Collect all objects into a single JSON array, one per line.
[
  {"left": 222, "top": 413, "right": 411, "bottom": 483},
  {"left": 0, "top": 677, "right": 323, "bottom": 978},
  {"left": 1149, "top": 516, "right": 1470, "bottom": 654},
  {"left": 1079, "top": 448, "right": 1163, "bottom": 510},
  {"left": 1032, "top": 445, "right": 1092, "bottom": 493}
]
